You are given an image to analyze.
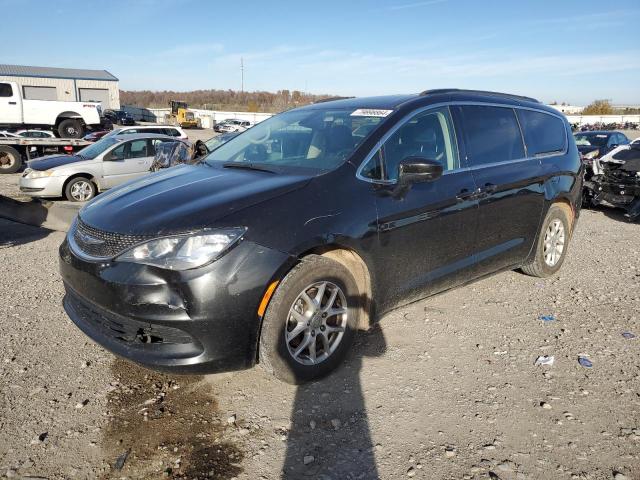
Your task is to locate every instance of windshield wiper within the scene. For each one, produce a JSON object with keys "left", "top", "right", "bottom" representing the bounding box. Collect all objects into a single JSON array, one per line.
[{"left": 222, "top": 162, "right": 276, "bottom": 174}]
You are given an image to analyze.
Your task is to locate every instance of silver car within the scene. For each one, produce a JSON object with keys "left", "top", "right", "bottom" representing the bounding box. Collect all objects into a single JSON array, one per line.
[{"left": 19, "top": 133, "right": 175, "bottom": 202}]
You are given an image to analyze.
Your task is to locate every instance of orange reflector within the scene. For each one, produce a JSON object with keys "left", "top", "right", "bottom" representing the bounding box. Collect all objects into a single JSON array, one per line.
[{"left": 257, "top": 281, "right": 279, "bottom": 317}]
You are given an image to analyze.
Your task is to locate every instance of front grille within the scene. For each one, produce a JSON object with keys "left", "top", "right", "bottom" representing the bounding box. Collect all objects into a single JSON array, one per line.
[
  {"left": 67, "top": 290, "right": 194, "bottom": 346},
  {"left": 73, "top": 218, "right": 152, "bottom": 258}
]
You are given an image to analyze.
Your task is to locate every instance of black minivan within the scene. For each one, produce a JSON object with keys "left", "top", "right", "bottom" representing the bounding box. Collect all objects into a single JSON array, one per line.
[{"left": 60, "top": 89, "right": 582, "bottom": 383}]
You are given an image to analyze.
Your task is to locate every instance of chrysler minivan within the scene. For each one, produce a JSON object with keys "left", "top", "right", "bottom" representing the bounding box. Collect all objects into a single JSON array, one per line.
[{"left": 59, "top": 89, "right": 582, "bottom": 383}]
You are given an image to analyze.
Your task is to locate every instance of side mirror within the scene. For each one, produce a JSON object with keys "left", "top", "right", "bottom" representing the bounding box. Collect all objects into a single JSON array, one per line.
[{"left": 398, "top": 157, "right": 443, "bottom": 184}]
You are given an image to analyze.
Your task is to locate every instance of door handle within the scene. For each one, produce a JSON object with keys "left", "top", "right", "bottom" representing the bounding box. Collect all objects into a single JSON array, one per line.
[
  {"left": 483, "top": 183, "right": 498, "bottom": 194},
  {"left": 456, "top": 188, "right": 480, "bottom": 202},
  {"left": 8, "top": 101, "right": 16, "bottom": 105}
]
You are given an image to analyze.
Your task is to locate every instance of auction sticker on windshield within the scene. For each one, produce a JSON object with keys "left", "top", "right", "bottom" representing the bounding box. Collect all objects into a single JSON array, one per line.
[{"left": 351, "top": 109, "right": 393, "bottom": 117}]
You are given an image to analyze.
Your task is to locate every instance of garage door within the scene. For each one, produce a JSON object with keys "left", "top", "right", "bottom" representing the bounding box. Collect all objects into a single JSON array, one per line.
[{"left": 79, "top": 88, "right": 109, "bottom": 105}]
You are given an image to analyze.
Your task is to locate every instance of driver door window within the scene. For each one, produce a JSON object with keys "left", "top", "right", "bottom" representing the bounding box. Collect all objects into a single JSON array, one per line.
[
  {"left": 109, "top": 139, "right": 148, "bottom": 160},
  {"left": 361, "top": 107, "right": 459, "bottom": 182},
  {"left": 110, "top": 143, "right": 126, "bottom": 160}
]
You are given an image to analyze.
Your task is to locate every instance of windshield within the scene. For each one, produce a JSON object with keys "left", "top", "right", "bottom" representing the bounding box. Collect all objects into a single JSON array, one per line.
[
  {"left": 574, "top": 133, "right": 609, "bottom": 147},
  {"left": 205, "top": 108, "right": 385, "bottom": 172},
  {"left": 76, "top": 137, "right": 120, "bottom": 159}
]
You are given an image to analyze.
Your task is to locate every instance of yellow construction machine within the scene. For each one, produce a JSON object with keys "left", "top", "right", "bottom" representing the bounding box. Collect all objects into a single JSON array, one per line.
[{"left": 164, "top": 101, "right": 199, "bottom": 129}]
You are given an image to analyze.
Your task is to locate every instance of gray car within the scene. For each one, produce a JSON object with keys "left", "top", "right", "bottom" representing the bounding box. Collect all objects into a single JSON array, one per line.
[{"left": 19, "top": 133, "right": 175, "bottom": 202}]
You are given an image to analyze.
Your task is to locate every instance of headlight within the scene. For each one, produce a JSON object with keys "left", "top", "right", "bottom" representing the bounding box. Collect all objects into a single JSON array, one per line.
[
  {"left": 116, "top": 227, "right": 246, "bottom": 270},
  {"left": 26, "top": 169, "right": 55, "bottom": 179},
  {"left": 583, "top": 150, "right": 599, "bottom": 160}
]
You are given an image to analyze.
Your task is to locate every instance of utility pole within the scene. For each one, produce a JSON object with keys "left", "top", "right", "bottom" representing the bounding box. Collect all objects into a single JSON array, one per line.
[{"left": 240, "top": 57, "right": 244, "bottom": 93}]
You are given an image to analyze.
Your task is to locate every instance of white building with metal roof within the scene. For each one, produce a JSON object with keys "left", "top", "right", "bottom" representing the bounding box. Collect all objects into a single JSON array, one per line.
[{"left": 0, "top": 64, "right": 120, "bottom": 109}]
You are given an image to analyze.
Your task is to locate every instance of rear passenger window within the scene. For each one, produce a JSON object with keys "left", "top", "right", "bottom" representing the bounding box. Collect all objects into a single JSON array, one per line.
[
  {"left": 459, "top": 106, "right": 525, "bottom": 166},
  {"left": 129, "top": 140, "right": 149, "bottom": 158},
  {"left": 0, "top": 83, "right": 13, "bottom": 97},
  {"left": 516, "top": 109, "right": 566, "bottom": 156}
]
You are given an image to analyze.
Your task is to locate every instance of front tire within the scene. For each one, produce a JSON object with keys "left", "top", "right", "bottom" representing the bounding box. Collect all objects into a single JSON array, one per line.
[
  {"left": 259, "top": 255, "right": 360, "bottom": 384},
  {"left": 64, "top": 177, "right": 96, "bottom": 202},
  {"left": 58, "top": 119, "right": 84, "bottom": 139},
  {"left": 521, "top": 204, "right": 572, "bottom": 277}
]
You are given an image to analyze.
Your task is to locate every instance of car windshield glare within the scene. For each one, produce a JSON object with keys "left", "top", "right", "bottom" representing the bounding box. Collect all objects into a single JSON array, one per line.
[
  {"left": 205, "top": 108, "right": 385, "bottom": 172},
  {"left": 76, "top": 137, "right": 120, "bottom": 159}
]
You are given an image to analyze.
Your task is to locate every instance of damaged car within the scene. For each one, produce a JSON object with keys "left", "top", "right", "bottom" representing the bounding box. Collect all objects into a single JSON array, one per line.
[
  {"left": 575, "top": 131, "right": 630, "bottom": 166},
  {"left": 583, "top": 142, "right": 640, "bottom": 221},
  {"left": 59, "top": 89, "right": 581, "bottom": 383}
]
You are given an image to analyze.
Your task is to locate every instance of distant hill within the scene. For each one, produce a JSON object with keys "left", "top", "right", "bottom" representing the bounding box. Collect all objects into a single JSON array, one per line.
[{"left": 120, "top": 89, "right": 336, "bottom": 113}]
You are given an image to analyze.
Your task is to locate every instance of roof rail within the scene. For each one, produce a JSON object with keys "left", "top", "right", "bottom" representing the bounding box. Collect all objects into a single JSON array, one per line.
[
  {"left": 420, "top": 89, "right": 540, "bottom": 104},
  {"left": 313, "top": 96, "right": 356, "bottom": 104}
]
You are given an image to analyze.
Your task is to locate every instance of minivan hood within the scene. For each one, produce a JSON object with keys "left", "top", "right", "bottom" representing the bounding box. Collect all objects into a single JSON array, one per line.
[
  {"left": 80, "top": 164, "right": 313, "bottom": 235},
  {"left": 28, "top": 154, "right": 87, "bottom": 171}
]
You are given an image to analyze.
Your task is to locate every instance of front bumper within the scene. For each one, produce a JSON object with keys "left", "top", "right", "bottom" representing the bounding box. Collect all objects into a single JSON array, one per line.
[
  {"left": 19, "top": 175, "right": 66, "bottom": 197},
  {"left": 59, "top": 237, "right": 292, "bottom": 374}
]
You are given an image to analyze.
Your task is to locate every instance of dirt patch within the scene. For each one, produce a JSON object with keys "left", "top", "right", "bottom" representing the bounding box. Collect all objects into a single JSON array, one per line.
[{"left": 102, "top": 359, "right": 243, "bottom": 479}]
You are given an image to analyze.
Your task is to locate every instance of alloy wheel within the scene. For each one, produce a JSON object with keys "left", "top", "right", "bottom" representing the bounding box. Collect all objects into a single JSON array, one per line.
[
  {"left": 543, "top": 219, "right": 565, "bottom": 267},
  {"left": 70, "top": 181, "right": 93, "bottom": 201},
  {"left": 285, "top": 281, "right": 348, "bottom": 365}
]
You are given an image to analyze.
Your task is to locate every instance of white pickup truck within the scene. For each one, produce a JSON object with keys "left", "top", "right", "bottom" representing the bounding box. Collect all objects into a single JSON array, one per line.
[{"left": 0, "top": 81, "right": 103, "bottom": 138}]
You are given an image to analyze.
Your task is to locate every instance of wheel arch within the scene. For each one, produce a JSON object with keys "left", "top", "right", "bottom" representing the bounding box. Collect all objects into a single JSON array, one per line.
[
  {"left": 62, "top": 173, "right": 98, "bottom": 196},
  {"left": 296, "top": 245, "right": 374, "bottom": 330},
  {"left": 550, "top": 198, "right": 575, "bottom": 233},
  {"left": 55, "top": 112, "right": 83, "bottom": 126}
]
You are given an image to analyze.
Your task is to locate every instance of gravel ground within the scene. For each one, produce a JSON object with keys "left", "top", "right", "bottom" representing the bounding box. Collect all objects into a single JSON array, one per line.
[{"left": 0, "top": 201, "right": 639, "bottom": 479}]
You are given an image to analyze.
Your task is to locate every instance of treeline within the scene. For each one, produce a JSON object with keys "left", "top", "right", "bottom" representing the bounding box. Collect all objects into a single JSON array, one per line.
[
  {"left": 557, "top": 99, "right": 640, "bottom": 115},
  {"left": 120, "top": 89, "right": 335, "bottom": 113}
]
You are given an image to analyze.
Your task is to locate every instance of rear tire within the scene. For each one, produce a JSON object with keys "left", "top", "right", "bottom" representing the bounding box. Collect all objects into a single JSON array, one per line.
[
  {"left": 259, "top": 255, "right": 360, "bottom": 384},
  {"left": 0, "top": 146, "right": 22, "bottom": 174},
  {"left": 58, "top": 119, "right": 84, "bottom": 139},
  {"left": 521, "top": 204, "right": 572, "bottom": 278},
  {"left": 64, "top": 177, "right": 96, "bottom": 202}
]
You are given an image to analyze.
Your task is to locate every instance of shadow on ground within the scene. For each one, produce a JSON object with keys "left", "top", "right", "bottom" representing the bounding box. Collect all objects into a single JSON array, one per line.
[
  {"left": 0, "top": 218, "right": 51, "bottom": 247},
  {"left": 281, "top": 324, "right": 387, "bottom": 479}
]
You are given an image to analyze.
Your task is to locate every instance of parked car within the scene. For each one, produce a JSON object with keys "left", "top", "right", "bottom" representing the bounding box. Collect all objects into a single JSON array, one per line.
[
  {"left": 584, "top": 142, "right": 640, "bottom": 221},
  {"left": 19, "top": 133, "right": 175, "bottom": 202},
  {"left": 574, "top": 131, "right": 630, "bottom": 161},
  {"left": 103, "top": 109, "right": 135, "bottom": 126},
  {"left": 104, "top": 125, "right": 188, "bottom": 140},
  {"left": 193, "top": 132, "right": 240, "bottom": 158},
  {"left": 0, "top": 81, "right": 102, "bottom": 138},
  {"left": 16, "top": 129, "right": 56, "bottom": 138},
  {"left": 215, "top": 119, "right": 252, "bottom": 133},
  {"left": 59, "top": 89, "right": 581, "bottom": 383},
  {"left": 83, "top": 130, "right": 112, "bottom": 142},
  {"left": 0, "top": 131, "right": 21, "bottom": 138}
]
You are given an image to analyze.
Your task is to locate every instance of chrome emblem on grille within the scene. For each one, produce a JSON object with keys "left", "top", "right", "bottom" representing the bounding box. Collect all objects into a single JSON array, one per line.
[{"left": 77, "top": 229, "right": 105, "bottom": 245}]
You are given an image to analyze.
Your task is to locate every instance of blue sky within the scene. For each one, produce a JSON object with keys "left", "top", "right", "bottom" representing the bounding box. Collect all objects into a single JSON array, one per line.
[{"left": 3, "top": 0, "right": 640, "bottom": 104}]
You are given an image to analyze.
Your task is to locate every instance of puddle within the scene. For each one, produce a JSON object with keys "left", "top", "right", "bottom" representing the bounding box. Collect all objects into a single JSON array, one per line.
[{"left": 102, "top": 359, "right": 243, "bottom": 479}]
